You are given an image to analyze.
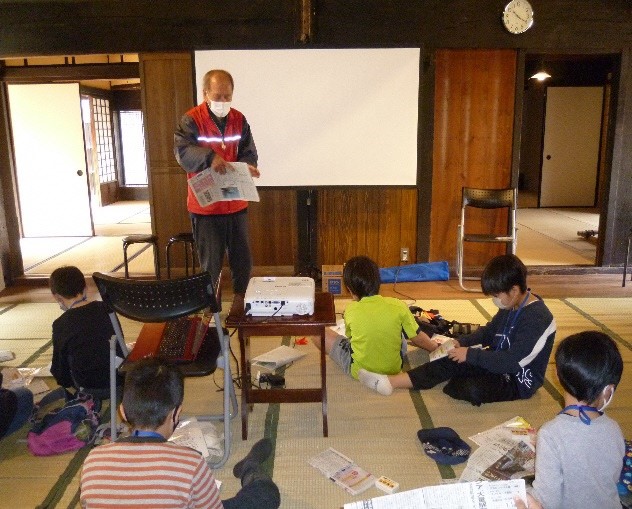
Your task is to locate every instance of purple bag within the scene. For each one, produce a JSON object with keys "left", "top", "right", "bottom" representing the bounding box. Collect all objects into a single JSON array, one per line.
[{"left": 27, "top": 394, "right": 100, "bottom": 456}]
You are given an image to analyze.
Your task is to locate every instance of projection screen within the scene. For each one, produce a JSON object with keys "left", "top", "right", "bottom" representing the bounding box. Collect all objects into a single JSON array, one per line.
[{"left": 194, "top": 48, "right": 420, "bottom": 187}]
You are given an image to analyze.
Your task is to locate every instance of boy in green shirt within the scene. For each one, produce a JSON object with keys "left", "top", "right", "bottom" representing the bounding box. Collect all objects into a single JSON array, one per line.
[{"left": 312, "top": 256, "right": 438, "bottom": 380}]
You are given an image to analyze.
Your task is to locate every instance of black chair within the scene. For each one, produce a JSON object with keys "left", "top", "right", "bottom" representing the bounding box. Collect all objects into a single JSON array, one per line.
[
  {"left": 457, "top": 187, "right": 518, "bottom": 292},
  {"left": 92, "top": 271, "right": 237, "bottom": 468}
]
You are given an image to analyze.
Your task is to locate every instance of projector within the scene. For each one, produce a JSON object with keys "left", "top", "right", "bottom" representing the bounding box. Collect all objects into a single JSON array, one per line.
[{"left": 244, "top": 276, "right": 315, "bottom": 316}]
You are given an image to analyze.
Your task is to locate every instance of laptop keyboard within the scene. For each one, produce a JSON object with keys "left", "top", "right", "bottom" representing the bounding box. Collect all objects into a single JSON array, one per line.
[{"left": 158, "top": 318, "right": 192, "bottom": 359}]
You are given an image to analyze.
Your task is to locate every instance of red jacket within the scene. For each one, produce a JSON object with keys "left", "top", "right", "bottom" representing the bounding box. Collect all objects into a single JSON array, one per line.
[{"left": 185, "top": 103, "right": 248, "bottom": 215}]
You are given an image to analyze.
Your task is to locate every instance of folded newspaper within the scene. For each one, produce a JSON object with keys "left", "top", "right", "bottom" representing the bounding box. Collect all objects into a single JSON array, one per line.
[
  {"left": 188, "top": 162, "right": 259, "bottom": 207},
  {"left": 251, "top": 345, "right": 306, "bottom": 369}
]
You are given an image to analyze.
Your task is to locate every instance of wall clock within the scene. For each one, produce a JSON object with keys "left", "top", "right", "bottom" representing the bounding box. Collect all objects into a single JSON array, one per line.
[{"left": 503, "top": 0, "right": 534, "bottom": 34}]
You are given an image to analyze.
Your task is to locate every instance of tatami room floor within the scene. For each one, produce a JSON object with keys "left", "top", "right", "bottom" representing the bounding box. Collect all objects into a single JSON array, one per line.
[{"left": 0, "top": 200, "right": 630, "bottom": 508}]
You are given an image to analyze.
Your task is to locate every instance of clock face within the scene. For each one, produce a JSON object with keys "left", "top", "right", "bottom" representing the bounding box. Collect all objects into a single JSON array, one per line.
[{"left": 503, "top": 0, "right": 534, "bottom": 34}]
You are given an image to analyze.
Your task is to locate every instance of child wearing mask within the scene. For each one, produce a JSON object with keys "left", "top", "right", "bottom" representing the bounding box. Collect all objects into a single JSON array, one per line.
[
  {"left": 528, "top": 330, "right": 625, "bottom": 509},
  {"left": 49, "top": 266, "right": 123, "bottom": 402},
  {"left": 359, "top": 254, "right": 556, "bottom": 406}
]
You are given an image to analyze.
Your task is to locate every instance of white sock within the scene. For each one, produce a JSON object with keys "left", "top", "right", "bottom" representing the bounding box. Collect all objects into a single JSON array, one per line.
[{"left": 358, "top": 369, "right": 393, "bottom": 396}]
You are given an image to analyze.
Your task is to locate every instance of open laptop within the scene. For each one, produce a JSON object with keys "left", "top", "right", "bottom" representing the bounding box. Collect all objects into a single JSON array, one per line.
[{"left": 126, "top": 317, "right": 209, "bottom": 363}]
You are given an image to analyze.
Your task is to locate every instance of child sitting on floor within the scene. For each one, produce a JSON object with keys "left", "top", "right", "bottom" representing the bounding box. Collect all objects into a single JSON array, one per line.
[
  {"left": 311, "top": 255, "right": 438, "bottom": 381},
  {"left": 359, "top": 254, "right": 556, "bottom": 405},
  {"left": 49, "top": 266, "right": 123, "bottom": 402},
  {"left": 528, "top": 330, "right": 625, "bottom": 509},
  {"left": 80, "top": 358, "right": 281, "bottom": 509}
]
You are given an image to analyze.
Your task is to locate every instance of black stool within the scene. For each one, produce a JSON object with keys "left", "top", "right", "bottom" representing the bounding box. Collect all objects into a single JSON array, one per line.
[
  {"left": 122, "top": 234, "right": 160, "bottom": 279},
  {"left": 623, "top": 228, "right": 632, "bottom": 287},
  {"left": 166, "top": 232, "right": 198, "bottom": 278}
]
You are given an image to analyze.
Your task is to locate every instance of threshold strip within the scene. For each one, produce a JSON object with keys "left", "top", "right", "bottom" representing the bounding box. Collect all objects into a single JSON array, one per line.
[
  {"left": 261, "top": 335, "right": 293, "bottom": 476},
  {"left": 23, "top": 237, "right": 91, "bottom": 272},
  {"left": 402, "top": 356, "right": 456, "bottom": 481}
]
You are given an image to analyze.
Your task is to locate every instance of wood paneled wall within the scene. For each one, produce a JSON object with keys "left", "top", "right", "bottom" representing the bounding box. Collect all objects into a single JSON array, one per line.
[
  {"left": 430, "top": 49, "right": 516, "bottom": 269},
  {"left": 318, "top": 188, "right": 417, "bottom": 268}
]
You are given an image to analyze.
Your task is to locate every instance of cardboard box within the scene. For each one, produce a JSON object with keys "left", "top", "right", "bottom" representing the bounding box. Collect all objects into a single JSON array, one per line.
[{"left": 321, "top": 265, "right": 347, "bottom": 296}]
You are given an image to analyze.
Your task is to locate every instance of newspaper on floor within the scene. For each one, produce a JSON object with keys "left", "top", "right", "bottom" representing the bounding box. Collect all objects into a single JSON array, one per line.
[
  {"left": 188, "top": 162, "right": 260, "bottom": 207},
  {"left": 169, "top": 416, "right": 210, "bottom": 458},
  {"left": 1, "top": 366, "right": 50, "bottom": 401},
  {"left": 343, "top": 479, "right": 527, "bottom": 509},
  {"left": 460, "top": 417, "right": 536, "bottom": 483}
]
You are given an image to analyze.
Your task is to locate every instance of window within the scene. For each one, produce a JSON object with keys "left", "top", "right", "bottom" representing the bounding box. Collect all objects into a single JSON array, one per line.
[
  {"left": 92, "top": 97, "right": 116, "bottom": 183},
  {"left": 118, "top": 110, "right": 148, "bottom": 186}
]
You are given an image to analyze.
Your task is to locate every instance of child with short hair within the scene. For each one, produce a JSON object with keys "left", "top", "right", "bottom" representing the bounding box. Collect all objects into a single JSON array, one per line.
[
  {"left": 529, "top": 330, "right": 625, "bottom": 509},
  {"left": 359, "top": 254, "right": 556, "bottom": 405},
  {"left": 49, "top": 266, "right": 121, "bottom": 399},
  {"left": 312, "top": 255, "right": 438, "bottom": 380},
  {"left": 81, "top": 358, "right": 281, "bottom": 509}
]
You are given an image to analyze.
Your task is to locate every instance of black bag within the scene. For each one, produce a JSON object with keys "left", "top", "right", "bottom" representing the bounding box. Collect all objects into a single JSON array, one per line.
[{"left": 409, "top": 306, "right": 480, "bottom": 338}]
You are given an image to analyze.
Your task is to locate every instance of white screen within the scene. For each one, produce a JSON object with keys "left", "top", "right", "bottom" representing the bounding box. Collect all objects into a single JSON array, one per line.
[{"left": 194, "top": 48, "right": 420, "bottom": 186}]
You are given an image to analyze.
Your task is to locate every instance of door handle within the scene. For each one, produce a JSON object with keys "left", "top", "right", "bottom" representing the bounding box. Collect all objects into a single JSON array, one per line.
[
  {"left": 76, "top": 169, "right": 84, "bottom": 176},
  {"left": 546, "top": 155, "right": 551, "bottom": 160}
]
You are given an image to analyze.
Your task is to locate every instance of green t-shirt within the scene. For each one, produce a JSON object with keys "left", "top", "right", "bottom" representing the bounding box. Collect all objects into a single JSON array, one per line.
[{"left": 344, "top": 295, "right": 419, "bottom": 379}]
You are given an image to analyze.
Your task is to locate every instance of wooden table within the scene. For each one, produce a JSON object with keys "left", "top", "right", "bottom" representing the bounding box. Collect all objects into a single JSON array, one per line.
[{"left": 225, "top": 292, "right": 336, "bottom": 439}]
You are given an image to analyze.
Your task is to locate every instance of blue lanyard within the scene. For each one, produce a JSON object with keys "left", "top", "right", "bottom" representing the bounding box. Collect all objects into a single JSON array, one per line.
[
  {"left": 559, "top": 405, "right": 603, "bottom": 425},
  {"left": 133, "top": 430, "right": 165, "bottom": 439},
  {"left": 496, "top": 291, "right": 530, "bottom": 351}
]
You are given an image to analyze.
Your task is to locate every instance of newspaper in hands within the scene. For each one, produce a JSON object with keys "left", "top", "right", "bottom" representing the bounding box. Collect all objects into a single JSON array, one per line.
[{"left": 188, "top": 162, "right": 260, "bottom": 207}]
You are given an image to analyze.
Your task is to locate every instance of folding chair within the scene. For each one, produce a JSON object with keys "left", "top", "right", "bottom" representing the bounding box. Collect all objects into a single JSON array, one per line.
[
  {"left": 456, "top": 187, "right": 518, "bottom": 292},
  {"left": 92, "top": 271, "right": 238, "bottom": 468}
]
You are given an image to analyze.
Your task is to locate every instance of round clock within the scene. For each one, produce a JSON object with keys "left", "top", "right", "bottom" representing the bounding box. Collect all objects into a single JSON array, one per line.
[{"left": 502, "top": 0, "right": 534, "bottom": 34}]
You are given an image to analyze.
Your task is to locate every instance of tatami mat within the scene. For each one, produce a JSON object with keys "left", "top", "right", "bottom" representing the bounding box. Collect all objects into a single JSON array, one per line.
[
  {"left": 0, "top": 296, "right": 630, "bottom": 508},
  {"left": 22, "top": 236, "right": 148, "bottom": 276},
  {"left": 516, "top": 208, "right": 597, "bottom": 265}
]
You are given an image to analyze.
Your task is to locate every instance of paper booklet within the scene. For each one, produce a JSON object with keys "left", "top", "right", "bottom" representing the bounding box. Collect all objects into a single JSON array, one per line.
[
  {"left": 309, "top": 447, "right": 376, "bottom": 496},
  {"left": 429, "top": 336, "right": 456, "bottom": 361},
  {"left": 343, "top": 479, "right": 527, "bottom": 509},
  {"left": 188, "top": 162, "right": 260, "bottom": 207},
  {"left": 251, "top": 345, "right": 306, "bottom": 369}
]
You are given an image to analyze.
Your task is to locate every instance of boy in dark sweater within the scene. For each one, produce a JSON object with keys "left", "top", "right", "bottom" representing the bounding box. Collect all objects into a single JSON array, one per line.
[
  {"left": 359, "top": 254, "right": 556, "bottom": 406},
  {"left": 49, "top": 266, "right": 122, "bottom": 399}
]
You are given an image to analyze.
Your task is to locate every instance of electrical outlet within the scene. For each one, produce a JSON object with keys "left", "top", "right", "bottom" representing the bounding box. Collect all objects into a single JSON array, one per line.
[{"left": 400, "top": 247, "right": 409, "bottom": 262}]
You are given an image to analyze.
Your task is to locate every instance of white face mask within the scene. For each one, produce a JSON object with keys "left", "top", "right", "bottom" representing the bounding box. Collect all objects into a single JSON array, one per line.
[
  {"left": 209, "top": 100, "right": 231, "bottom": 118},
  {"left": 598, "top": 386, "right": 614, "bottom": 412},
  {"left": 492, "top": 295, "right": 511, "bottom": 310}
]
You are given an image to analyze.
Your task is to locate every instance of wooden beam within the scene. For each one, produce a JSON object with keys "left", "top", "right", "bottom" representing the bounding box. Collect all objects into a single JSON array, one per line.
[{"left": 0, "top": 63, "right": 139, "bottom": 82}]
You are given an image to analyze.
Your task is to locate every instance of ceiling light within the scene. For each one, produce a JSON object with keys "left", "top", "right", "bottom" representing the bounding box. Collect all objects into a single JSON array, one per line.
[{"left": 530, "top": 71, "right": 552, "bottom": 81}]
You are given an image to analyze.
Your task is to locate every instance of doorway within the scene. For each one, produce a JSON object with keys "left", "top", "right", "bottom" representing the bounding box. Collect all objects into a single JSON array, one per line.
[
  {"left": 516, "top": 53, "right": 618, "bottom": 267},
  {"left": 2, "top": 54, "right": 151, "bottom": 276}
]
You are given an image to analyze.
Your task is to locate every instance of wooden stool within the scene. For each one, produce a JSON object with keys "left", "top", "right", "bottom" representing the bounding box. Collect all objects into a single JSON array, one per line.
[
  {"left": 166, "top": 232, "right": 198, "bottom": 279},
  {"left": 122, "top": 234, "right": 160, "bottom": 279},
  {"left": 623, "top": 228, "right": 632, "bottom": 287}
]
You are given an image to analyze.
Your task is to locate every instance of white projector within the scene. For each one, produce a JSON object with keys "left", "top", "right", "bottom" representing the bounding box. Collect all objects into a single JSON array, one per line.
[{"left": 244, "top": 276, "right": 315, "bottom": 316}]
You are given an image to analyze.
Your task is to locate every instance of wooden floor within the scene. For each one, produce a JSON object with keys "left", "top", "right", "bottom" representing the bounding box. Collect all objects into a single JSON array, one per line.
[{"left": 2, "top": 272, "right": 630, "bottom": 306}]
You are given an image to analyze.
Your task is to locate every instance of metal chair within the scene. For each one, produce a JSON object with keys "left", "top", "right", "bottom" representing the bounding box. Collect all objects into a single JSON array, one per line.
[
  {"left": 122, "top": 234, "right": 161, "bottom": 279},
  {"left": 456, "top": 187, "right": 518, "bottom": 292},
  {"left": 166, "top": 232, "right": 198, "bottom": 279},
  {"left": 92, "top": 271, "right": 238, "bottom": 468}
]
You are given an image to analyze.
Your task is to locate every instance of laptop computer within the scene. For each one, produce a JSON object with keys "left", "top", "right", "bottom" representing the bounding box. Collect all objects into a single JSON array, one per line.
[{"left": 126, "top": 317, "right": 209, "bottom": 363}]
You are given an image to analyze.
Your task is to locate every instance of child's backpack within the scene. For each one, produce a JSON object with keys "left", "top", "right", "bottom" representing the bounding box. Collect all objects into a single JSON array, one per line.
[
  {"left": 619, "top": 439, "right": 632, "bottom": 508},
  {"left": 27, "top": 392, "right": 101, "bottom": 456},
  {"left": 409, "top": 306, "right": 480, "bottom": 338}
]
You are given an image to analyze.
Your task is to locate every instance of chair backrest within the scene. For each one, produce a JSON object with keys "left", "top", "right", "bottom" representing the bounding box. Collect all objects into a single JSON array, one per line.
[
  {"left": 462, "top": 187, "right": 516, "bottom": 209},
  {"left": 92, "top": 272, "right": 220, "bottom": 323}
]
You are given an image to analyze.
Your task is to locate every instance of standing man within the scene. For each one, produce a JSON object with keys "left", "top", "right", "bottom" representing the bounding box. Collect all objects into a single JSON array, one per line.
[{"left": 174, "top": 69, "right": 259, "bottom": 311}]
